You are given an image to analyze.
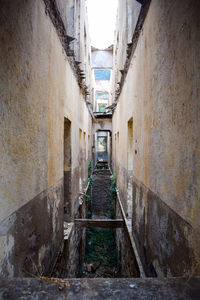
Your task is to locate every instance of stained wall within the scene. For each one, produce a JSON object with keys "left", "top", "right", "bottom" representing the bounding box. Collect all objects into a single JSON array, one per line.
[
  {"left": 0, "top": 0, "right": 92, "bottom": 277},
  {"left": 112, "top": 0, "right": 200, "bottom": 276}
]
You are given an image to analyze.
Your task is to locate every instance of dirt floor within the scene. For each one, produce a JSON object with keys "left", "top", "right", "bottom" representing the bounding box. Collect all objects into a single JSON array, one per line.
[{"left": 83, "top": 165, "right": 118, "bottom": 278}]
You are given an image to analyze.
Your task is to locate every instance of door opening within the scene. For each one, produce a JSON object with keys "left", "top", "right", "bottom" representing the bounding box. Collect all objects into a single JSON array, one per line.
[{"left": 64, "top": 118, "right": 72, "bottom": 221}]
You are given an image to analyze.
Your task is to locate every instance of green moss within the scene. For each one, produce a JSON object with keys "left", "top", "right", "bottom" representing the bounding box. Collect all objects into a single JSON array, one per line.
[{"left": 85, "top": 228, "right": 117, "bottom": 268}]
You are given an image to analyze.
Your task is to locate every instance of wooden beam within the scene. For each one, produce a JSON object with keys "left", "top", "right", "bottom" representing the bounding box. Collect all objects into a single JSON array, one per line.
[{"left": 74, "top": 219, "right": 125, "bottom": 228}]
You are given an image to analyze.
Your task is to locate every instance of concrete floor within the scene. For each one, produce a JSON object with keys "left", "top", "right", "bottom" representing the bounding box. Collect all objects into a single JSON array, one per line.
[{"left": 0, "top": 277, "right": 200, "bottom": 299}]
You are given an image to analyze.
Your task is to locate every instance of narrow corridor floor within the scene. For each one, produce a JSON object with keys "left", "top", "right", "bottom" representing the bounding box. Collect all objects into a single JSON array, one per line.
[
  {"left": 83, "top": 164, "right": 118, "bottom": 278},
  {"left": 91, "top": 168, "right": 114, "bottom": 219}
]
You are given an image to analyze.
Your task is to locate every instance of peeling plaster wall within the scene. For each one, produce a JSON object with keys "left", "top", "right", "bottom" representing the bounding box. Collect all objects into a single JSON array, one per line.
[
  {"left": 92, "top": 119, "right": 112, "bottom": 135},
  {"left": 115, "top": 202, "right": 140, "bottom": 277},
  {"left": 112, "top": 0, "right": 141, "bottom": 100},
  {"left": 0, "top": 0, "right": 92, "bottom": 277},
  {"left": 92, "top": 49, "right": 113, "bottom": 110},
  {"left": 92, "top": 50, "right": 113, "bottom": 69},
  {"left": 112, "top": 0, "right": 200, "bottom": 276}
]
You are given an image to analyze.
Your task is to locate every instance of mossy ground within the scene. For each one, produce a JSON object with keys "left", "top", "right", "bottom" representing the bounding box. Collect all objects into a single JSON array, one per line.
[{"left": 85, "top": 227, "right": 117, "bottom": 268}]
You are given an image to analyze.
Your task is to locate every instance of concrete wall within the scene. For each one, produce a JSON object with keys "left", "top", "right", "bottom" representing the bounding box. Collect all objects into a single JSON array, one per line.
[
  {"left": 91, "top": 49, "right": 113, "bottom": 169},
  {"left": 115, "top": 202, "right": 140, "bottom": 277},
  {"left": 91, "top": 50, "right": 113, "bottom": 69},
  {"left": 112, "top": 0, "right": 141, "bottom": 101},
  {"left": 91, "top": 49, "right": 113, "bottom": 110},
  {"left": 0, "top": 0, "right": 92, "bottom": 277},
  {"left": 92, "top": 119, "right": 112, "bottom": 135},
  {"left": 112, "top": 0, "right": 200, "bottom": 277}
]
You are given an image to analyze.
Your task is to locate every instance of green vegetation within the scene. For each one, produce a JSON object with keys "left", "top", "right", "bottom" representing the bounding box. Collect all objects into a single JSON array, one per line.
[
  {"left": 110, "top": 172, "right": 117, "bottom": 197},
  {"left": 84, "top": 168, "right": 117, "bottom": 275},
  {"left": 85, "top": 228, "right": 117, "bottom": 268},
  {"left": 86, "top": 163, "right": 93, "bottom": 219},
  {"left": 85, "top": 194, "right": 91, "bottom": 205},
  {"left": 107, "top": 203, "right": 115, "bottom": 219},
  {"left": 110, "top": 172, "right": 116, "bottom": 181},
  {"left": 88, "top": 160, "right": 92, "bottom": 177},
  {"left": 88, "top": 175, "right": 94, "bottom": 185}
]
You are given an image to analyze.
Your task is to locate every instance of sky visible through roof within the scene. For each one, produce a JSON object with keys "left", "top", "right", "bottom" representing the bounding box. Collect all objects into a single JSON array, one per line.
[{"left": 85, "top": 0, "right": 118, "bottom": 49}]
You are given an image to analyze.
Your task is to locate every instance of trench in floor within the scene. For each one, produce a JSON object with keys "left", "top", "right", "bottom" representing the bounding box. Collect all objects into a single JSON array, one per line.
[
  {"left": 83, "top": 163, "right": 118, "bottom": 278},
  {"left": 51, "top": 161, "right": 140, "bottom": 278}
]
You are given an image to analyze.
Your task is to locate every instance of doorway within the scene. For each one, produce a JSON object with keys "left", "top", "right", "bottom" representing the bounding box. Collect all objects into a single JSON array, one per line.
[
  {"left": 64, "top": 118, "right": 72, "bottom": 221},
  {"left": 127, "top": 118, "right": 133, "bottom": 218}
]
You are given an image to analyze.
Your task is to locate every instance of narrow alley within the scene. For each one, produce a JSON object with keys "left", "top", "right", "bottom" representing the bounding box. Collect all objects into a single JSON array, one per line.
[{"left": 0, "top": 0, "right": 200, "bottom": 299}]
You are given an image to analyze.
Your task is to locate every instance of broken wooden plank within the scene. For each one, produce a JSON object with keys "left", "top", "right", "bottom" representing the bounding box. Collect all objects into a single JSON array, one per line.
[{"left": 74, "top": 219, "right": 125, "bottom": 228}]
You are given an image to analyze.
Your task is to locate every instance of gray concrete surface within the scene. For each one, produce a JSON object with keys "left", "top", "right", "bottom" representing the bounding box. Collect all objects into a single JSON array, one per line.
[{"left": 0, "top": 277, "right": 200, "bottom": 299}]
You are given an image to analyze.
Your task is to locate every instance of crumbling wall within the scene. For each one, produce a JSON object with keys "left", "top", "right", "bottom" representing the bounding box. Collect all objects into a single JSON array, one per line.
[
  {"left": 115, "top": 203, "right": 140, "bottom": 277},
  {"left": 112, "top": 0, "right": 200, "bottom": 276},
  {"left": 0, "top": 0, "right": 92, "bottom": 277}
]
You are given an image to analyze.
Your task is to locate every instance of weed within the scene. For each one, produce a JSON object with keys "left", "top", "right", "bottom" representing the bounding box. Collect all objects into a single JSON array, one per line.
[
  {"left": 86, "top": 175, "right": 94, "bottom": 218},
  {"left": 110, "top": 172, "right": 116, "bottom": 181},
  {"left": 88, "top": 160, "right": 92, "bottom": 176},
  {"left": 110, "top": 172, "right": 117, "bottom": 198},
  {"left": 85, "top": 228, "right": 117, "bottom": 267},
  {"left": 89, "top": 175, "right": 94, "bottom": 185}
]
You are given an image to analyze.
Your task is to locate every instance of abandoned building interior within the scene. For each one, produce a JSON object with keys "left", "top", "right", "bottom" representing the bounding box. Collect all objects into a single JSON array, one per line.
[{"left": 0, "top": 0, "right": 200, "bottom": 298}]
